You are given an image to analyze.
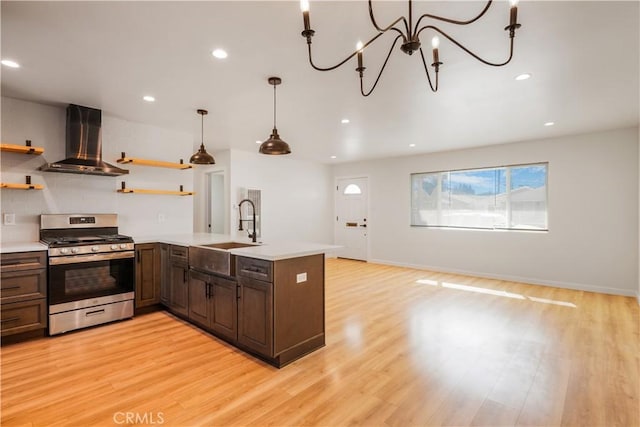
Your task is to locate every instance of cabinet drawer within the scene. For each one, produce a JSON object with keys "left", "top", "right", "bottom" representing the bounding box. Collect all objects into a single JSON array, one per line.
[
  {"left": 1, "top": 268, "right": 46, "bottom": 303},
  {"left": 1, "top": 299, "right": 47, "bottom": 336},
  {"left": 237, "top": 257, "right": 273, "bottom": 282},
  {"left": 170, "top": 245, "right": 189, "bottom": 263},
  {"left": 1, "top": 251, "right": 47, "bottom": 272}
]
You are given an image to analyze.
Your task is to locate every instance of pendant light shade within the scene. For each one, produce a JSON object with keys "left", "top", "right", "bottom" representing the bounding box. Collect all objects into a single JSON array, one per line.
[
  {"left": 259, "top": 77, "right": 291, "bottom": 155},
  {"left": 190, "top": 109, "right": 215, "bottom": 165}
]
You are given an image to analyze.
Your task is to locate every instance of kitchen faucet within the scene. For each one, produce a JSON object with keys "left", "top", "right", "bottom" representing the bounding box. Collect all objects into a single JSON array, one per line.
[{"left": 238, "top": 199, "right": 257, "bottom": 243}]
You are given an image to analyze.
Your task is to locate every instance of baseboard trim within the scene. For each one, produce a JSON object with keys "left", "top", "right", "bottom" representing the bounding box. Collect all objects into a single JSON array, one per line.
[{"left": 368, "top": 258, "right": 637, "bottom": 298}]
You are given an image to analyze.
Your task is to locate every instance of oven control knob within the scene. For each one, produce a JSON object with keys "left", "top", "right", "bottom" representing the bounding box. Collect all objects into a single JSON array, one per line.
[
  {"left": 120, "top": 244, "right": 128, "bottom": 249},
  {"left": 71, "top": 248, "right": 80, "bottom": 254},
  {"left": 110, "top": 244, "right": 118, "bottom": 250},
  {"left": 91, "top": 246, "right": 99, "bottom": 252},
  {"left": 60, "top": 248, "right": 70, "bottom": 255}
]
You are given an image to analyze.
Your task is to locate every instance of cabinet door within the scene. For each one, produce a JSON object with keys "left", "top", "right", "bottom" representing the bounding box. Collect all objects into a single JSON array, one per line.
[
  {"left": 211, "top": 276, "right": 237, "bottom": 342},
  {"left": 188, "top": 270, "right": 211, "bottom": 328},
  {"left": 169, "top": 263, "right": 189, "bottom": 317},
  {"left": 159, "top": 244, "right": 169, "bottom": 305},
  {"left": 135, "top": 244, "right": 161, "bottom": 308},
  {"left": 1, "top": 268, "right": 46, "bottom": 304},
  {"left": 238, "top": 277, "right": 273, "bottom": 357},
  {"left": 1, "top": 299, "right": 47, "bottom": 336}
]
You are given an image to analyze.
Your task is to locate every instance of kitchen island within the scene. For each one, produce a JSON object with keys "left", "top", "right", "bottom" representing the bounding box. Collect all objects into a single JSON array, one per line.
[{"left": 133, "top": 234, "right": 338, "bottom": 367}]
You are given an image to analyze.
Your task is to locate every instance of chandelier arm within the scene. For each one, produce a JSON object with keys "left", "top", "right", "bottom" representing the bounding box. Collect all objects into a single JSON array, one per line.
[
  {"left": 418, "top": 48, "right": 437, "bottom": 92},
  {"left": 360, "top": 35, "right": 403, "bottom": 97},
  {"left": 368, "top": 0, "right": 410, "bottom": 37},
  {"left": 412, "top": 0, "right": 493, "bottom": 35},
  {"left": 418, "top": 25, "right": 515, "bottom": 67},
  {"left": 307, "top": 29, "right": 394, "bottom": 72}
]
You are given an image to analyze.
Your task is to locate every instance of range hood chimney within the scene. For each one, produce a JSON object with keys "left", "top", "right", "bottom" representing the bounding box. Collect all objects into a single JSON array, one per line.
[{"left": 39, "top": 104, "right": 129, "bottom": 177}]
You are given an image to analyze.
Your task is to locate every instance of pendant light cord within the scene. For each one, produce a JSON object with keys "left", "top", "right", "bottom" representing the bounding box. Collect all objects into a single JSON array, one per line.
[
  {"left": 273, "top": 83, "right": 277, "bottom": 129},
  {"left": 201, "top": 113, "right": 204, "bottom": 144}
]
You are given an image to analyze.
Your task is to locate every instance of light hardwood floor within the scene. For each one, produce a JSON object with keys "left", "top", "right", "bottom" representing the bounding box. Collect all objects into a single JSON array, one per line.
[{"left": 2, "top": 259, "right": 639, "bottom": 426}]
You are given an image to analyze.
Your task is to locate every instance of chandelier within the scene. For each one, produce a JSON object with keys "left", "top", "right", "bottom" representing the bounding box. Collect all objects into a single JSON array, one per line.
[{"left": 300, "top": 0, "right": 521, "bottom": 97}]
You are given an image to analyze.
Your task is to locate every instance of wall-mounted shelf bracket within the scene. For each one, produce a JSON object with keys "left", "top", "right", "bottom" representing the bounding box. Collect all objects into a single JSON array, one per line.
[
  {"left": 0, "top": 175, "right": 44, "bottom": 190},
  {"left": 1, "top": 140, "right": 44, "bottom": 155},
  {"left": 117, "top": 181, "right": 194, "bottom": 196},
  {"left": 116, "top": 152, "right": 192, "bottom": 169}
]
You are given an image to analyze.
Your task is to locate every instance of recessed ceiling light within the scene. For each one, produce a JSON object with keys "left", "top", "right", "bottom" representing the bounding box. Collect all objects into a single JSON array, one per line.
[
  {"left": 330, "top": 155, "right": 337, "bottom": 159},
  {"left": 544, "top": 121, "right": 555, "bottom": 127},
  {"left": 212, "top": 49, "right": 228, "bottom": 59},
  {"left": 1, "top": 59, "right": 20, "bottom": 68},
  {"left": 341, "top": 119, "right": 350, "bottom": 124},
  {"left": 409, "top": 143, "right": 416, "bottom": 147},
  {"left": 255, "top": 140, "right": 262, "bottom": 144},
  {"left": 515, "top": 73, "right": 531, "bottom": 81},
  {"left": 142, "top": 95, "right": 155, "bottom": 102}
]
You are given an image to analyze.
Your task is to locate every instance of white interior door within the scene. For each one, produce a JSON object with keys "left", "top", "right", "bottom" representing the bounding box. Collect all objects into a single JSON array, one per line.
[{"left": 335, "top": 177, "right": 368, "bottom": 261}]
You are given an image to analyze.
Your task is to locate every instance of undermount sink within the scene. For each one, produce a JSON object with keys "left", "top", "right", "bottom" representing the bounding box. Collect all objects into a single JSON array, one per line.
[
  {"left": 189, "top": 242, "right": 258, "bottom": 277},
  {"left": 202, "top": 242, "right": 258, "bottom": 250}
]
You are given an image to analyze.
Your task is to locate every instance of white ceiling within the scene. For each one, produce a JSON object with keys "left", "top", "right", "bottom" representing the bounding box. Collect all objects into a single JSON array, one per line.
[{"left": 1, "top": 1, "right": 638, "bottom": 164}]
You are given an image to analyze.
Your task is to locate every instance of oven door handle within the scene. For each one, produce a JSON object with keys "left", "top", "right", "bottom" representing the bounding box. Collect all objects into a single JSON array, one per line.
[{"left": 49, "top": 251, "right": 135, "bottom": 265}]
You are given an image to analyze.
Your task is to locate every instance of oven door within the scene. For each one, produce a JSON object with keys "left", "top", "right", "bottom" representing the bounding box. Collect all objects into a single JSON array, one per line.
[{"left": 48, "top": 251, "right": 135, "bottom": 306}]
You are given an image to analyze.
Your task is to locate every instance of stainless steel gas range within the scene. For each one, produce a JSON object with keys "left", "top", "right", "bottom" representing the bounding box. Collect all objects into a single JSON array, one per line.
[{"left": 40, "top": 214, "right": 135, "bottom": 335}]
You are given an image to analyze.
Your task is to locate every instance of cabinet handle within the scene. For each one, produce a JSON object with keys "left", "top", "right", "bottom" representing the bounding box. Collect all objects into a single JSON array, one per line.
[
  {"left": 1, "top": 317, "right": 20, "bottom": 323},
  {"left": 136, "top": 250, "right": 140, "bottom": 264},
  {"left": 205, "top": 282, "right": 210, "bottom": 298},
  {"left": 2, "top": 286, "right": 21, "bottom": 291},
  {"left": 237, "top": 285, "right": 241, "bottom": 299},
  {"left": 183, "top": 269, "right": 188, "bottom": 283}
]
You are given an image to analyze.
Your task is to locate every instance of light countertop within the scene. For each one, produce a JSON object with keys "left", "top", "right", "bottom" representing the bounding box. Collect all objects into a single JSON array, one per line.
[
  {"left": 0, "top": 241, "right": 48, "bottom": 254},
  {"left": 132, "top": 233, "right": 339, "bottom": 261},
  {"left": 1, "top": 234, "right": 339, "bottom": 261}
]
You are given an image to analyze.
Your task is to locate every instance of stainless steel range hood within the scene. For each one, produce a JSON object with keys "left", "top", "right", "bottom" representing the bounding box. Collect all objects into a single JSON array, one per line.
[{"left": 39, "top": 104, "right": 129, "bottom": 177}]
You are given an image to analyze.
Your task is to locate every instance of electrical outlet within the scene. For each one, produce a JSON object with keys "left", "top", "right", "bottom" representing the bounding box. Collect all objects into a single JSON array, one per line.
[
  {"left": 158, "top": 213, "right": 166, "bottom": 223},
  {"left": 296, "top": 272, "right": 307, "bottom": 283},
  {"left": 3, "top": 213, "right": 16, "bottom": 226}
]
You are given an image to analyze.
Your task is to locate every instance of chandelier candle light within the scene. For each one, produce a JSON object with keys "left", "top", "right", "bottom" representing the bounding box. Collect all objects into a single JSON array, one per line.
[{"left": 300, "top": 0, "right": 521, "bottom": 96}]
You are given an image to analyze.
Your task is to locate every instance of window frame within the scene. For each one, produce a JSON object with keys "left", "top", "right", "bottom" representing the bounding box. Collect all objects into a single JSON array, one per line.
[{"left": 410, "top": 162, "right": 549, "bottom": 231}]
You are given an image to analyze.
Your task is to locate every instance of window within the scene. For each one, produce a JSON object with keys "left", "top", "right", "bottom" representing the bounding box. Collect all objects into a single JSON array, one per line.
[
  {"left": 411, "top": 163, "right": 548, "bottom": 230},
  {"left": 343, "top": 184, "right": 362, "bottom": 195}
]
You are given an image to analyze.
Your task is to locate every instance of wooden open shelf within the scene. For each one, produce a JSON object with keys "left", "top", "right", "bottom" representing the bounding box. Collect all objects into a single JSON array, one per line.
[
  {"left": 0, "top": 176, "right": 44, "bottom": 190},
  {"left": 117, "top": 182, "right": 194, "bottom": 196},
  {"left": 1, "top": 140, "right": 44, "bottom": 155},
  {"left": 116, "top": 152, "right": 192, "bottom": 170}
]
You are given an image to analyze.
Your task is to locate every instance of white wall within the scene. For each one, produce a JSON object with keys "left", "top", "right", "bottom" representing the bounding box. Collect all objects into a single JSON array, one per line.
[
  {"left": 333, "top": 127, "right": 640, "bottom": 296},
  {"left": 192, "top": 150, "right": 230, "bottom": 234},
  {"left": 227, "top": 149, "right": 333, "bottom": 243},
  {"left": 1, "top": 97, "right": 194, "bottom": 242}
]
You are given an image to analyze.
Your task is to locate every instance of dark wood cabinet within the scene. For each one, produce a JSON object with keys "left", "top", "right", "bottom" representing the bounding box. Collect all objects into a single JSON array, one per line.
[
  {"left": 143, "top": 241, "right": 326, "bottom": 367},
  {"left": 188, "top": 270, "right": 238, "bottom": 342},
  {"left": 210, "top": 276, "right": 237, "bottom": 342},
  {"left": 1, "top": 251, "right": 47, "bottom": 337},
  {"left": 237, "top": 275, "right": 273, "bottom": 356},
  {"left": 135, "top": 244, "right": 161, "bottom": 308},
  {"left": 188, "top": 270, "right": 210, "bottom": 327},
  {"left": 163, "top": 245, "right": 189, "bottom": 318},
  {"left": 236, "top": 254, "right": 325, "bottom": 367},
  {"left": 159, "top": 244, "right": 169, "bottom": 305}
]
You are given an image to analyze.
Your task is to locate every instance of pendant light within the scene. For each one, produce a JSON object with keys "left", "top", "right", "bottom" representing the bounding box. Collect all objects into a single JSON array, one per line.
[
  {"left": 190, "top": 109, "right": 215, "bottom": 165},
  {"left": 259, "top": 76, "right": 291, "bottom": 155}
]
